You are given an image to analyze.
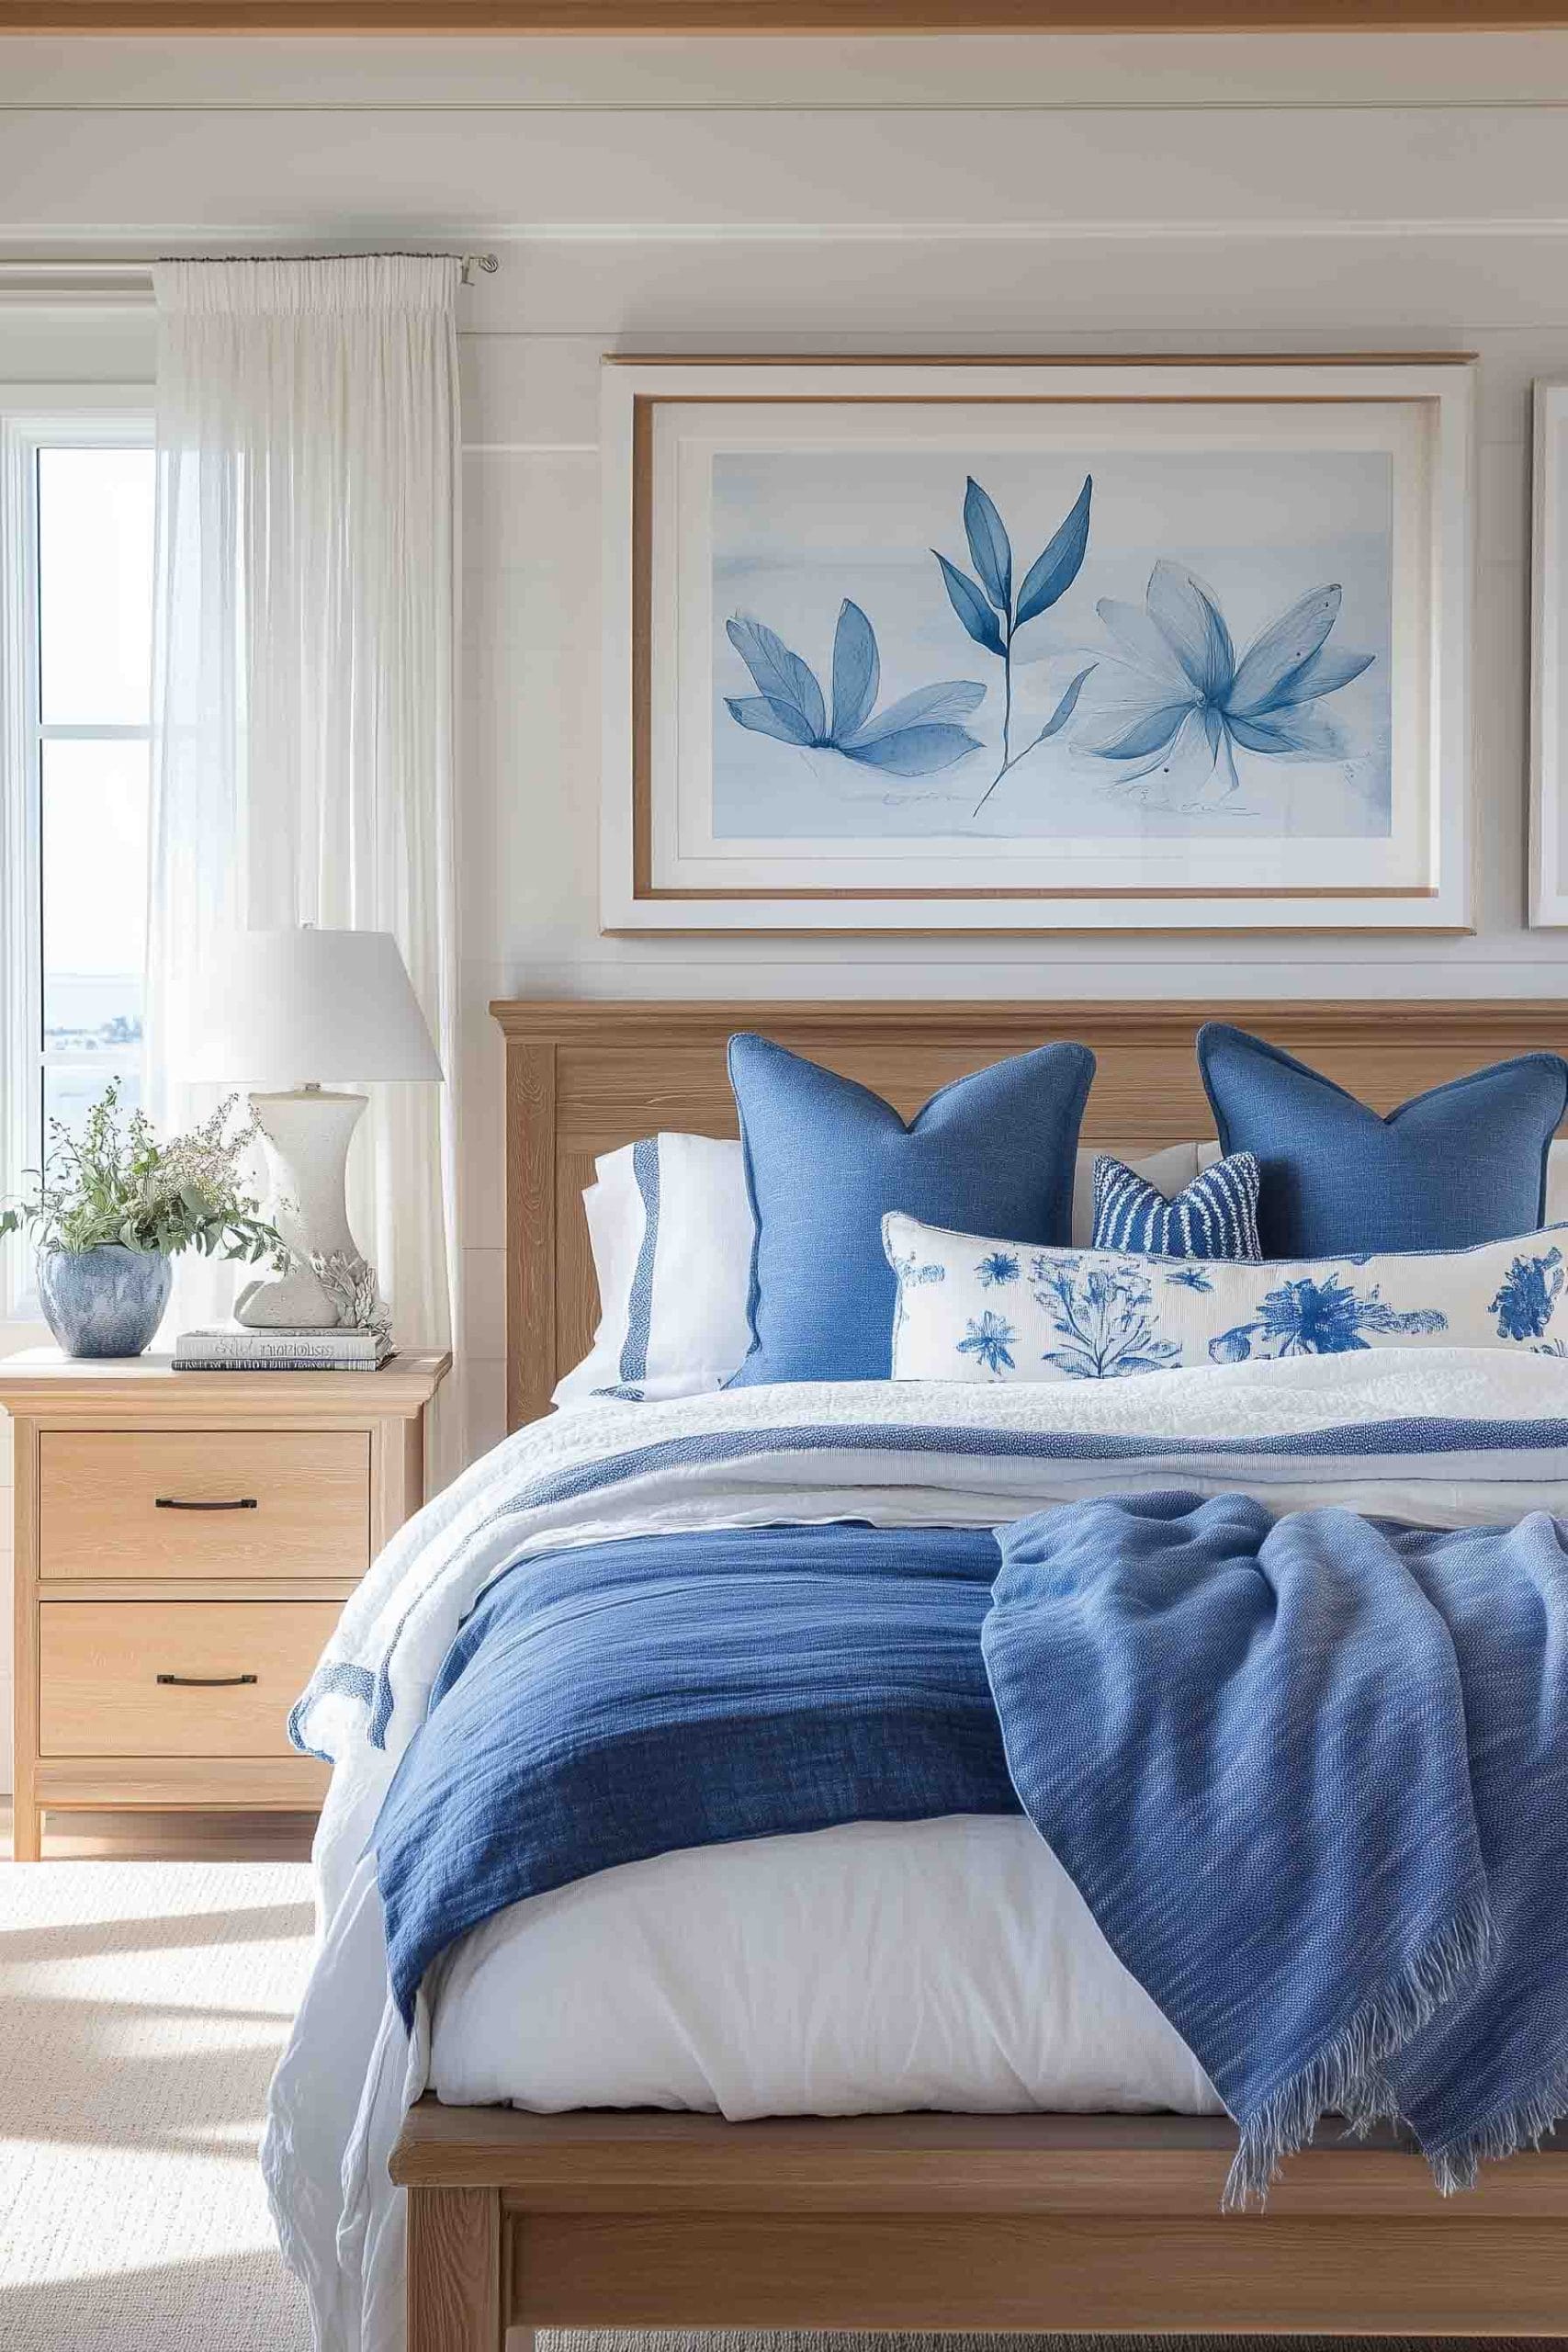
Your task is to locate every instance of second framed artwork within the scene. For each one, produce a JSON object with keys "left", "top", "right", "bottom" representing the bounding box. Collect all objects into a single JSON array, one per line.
[
  {"left": 602, "top": 355, "right": 1472, "bottom": 933},
  {"left": 1532, "top": 380, "right": 1568, "bottom": 927}
]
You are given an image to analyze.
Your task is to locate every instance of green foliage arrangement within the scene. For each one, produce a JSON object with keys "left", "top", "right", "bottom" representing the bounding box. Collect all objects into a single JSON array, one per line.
[{"left": 0, "top": 1080, "right": 284, "bottom": 1263}]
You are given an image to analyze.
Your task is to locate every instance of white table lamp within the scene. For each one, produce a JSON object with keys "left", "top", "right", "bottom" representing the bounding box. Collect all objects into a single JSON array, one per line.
[{"left": 182, "top": 927, "right": 443, "bottom": 1331}]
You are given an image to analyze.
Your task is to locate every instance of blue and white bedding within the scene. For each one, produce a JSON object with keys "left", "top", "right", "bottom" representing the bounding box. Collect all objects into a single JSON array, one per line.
[{"left": 265, "top": 1350, "right": 1568, "bottom": 2352}]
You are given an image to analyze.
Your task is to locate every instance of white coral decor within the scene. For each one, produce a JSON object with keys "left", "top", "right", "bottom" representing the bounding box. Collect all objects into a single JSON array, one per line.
[{"left": 308, "top": 1250, "right": 392, "bottom": 1344}]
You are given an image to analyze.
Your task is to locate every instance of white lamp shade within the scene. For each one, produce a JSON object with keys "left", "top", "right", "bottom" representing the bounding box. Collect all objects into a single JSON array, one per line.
[{"left": 180, "top": 928, "right": 443, "bottom": 1086}]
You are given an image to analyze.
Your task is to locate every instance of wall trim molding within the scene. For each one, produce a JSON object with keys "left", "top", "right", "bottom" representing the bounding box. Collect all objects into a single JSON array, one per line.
[
  {"left": 7, "top": 96, "right": 1568, "bottom": 114},
  {"left": 13, "top": 216, "right": 1568, "bottom": 272},
  {"left": 2, "top": 3, "right": 1567, "bottom": 30}
]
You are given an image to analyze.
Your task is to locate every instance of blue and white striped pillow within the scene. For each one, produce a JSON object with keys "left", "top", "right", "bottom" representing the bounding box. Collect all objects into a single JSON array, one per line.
[{"left": 1092, "top": 1150, "right": 1261, "bottom": 1261}]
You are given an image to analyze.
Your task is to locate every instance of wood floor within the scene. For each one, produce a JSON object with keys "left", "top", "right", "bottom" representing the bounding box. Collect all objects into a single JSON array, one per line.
[{"left": 0, "top": 1800, "right": 317, "bottom": 1860}]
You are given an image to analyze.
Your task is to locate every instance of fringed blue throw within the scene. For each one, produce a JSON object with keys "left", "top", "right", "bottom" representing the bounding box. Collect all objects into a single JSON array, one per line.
[{"left": 984, "top": 1492, "right": 1568, "bottom": 2206}]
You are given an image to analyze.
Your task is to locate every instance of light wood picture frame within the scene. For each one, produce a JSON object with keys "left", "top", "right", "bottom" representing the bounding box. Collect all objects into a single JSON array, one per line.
[
  {"left": 1531, "top": 381, "right": 1568, "bottom": 925},
  {"left": 602, "top": 355, "right": 1473, "bottom": 935}
]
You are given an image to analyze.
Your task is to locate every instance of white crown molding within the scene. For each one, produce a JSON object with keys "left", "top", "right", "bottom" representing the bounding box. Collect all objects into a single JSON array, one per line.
[
  {"left": 477, "top": 216, "right": 1568, "bottom": 243},
  {"left": 11, "top": 217, "right": 1568, "bottom": 259}
]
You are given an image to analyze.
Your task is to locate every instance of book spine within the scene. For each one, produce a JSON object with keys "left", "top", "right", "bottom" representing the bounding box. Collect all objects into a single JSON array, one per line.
[
  {"left": 172, "top": 1357, "right": 388, "bottom": 1374},
  {"left": 175, "top": 1339, "right": 381, "bottom": 1361}
]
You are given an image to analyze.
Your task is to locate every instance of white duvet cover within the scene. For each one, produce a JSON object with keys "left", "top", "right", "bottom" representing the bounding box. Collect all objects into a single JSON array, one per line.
[{"left": 263, "top": 1351, "right": 1568, "bottom": 2352}]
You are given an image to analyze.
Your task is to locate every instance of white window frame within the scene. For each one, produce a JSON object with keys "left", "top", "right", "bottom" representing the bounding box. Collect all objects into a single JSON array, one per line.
[{"left": 0, "top": 389, "right": 153, "bottom": 1321}]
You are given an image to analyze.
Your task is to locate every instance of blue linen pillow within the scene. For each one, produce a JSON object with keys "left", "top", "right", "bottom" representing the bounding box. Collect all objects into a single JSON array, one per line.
[
  {"left": 1092, "top": 1150, "right": 1261, "bottom": 1260},
  {"left": 1197, "top": 1023, "right": 1568, "bottom": 1258},
  {"left": 727, "top": 1031, "right": 1095, "bottom": 1385}
]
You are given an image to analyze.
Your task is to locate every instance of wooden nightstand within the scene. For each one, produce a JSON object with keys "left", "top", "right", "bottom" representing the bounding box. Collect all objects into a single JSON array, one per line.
[{"left": 0, "top": 1347, "right": 450, "bottom": 1860}]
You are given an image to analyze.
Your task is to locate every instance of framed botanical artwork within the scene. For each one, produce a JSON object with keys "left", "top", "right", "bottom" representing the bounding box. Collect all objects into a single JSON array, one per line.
[
  {"left": 601, "top": 355, "right": 1473, "bottom": 933},
  {"left": 1531, "top": 381, "right": 1568, "bottom": 926}
]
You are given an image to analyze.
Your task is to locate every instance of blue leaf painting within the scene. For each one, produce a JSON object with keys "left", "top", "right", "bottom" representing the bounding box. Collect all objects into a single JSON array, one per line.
[
  {"left": 1147, "top": 562, "right": 1234, "bottom": 703},
  {"left": 1226, "top": 586, "right": 1347, "bottom": 716},
  {"left": 963, "top": 477, "right": 1013, "bottom": 613},
  {"left": 933, "top": 474, "right": 1095, "bottom": 812},
  {"left": 727, "top": 599, "right": 985, "bottom": 780},
  {"left": 932, "top": 553, "right": 1006, "bottom": 658},
  {"left": 1035, "top": 665, "right": 1094, "bottom": 742},
  {"left": 725, "top": 615, "right": 826, "bottom": 743},
  {"left": 725, "top": 694, "right": 818, "bottom": 748},
  {"left": 1013, "top": 474, "right": 1094, "bottom": 630},
  {"left": 842, "top": 723, "right": 984, "bottom": 777},
  {"left": 845, "top": 680, "right": 987, "bottom": 745},
  {"left": 829, "top": 596, "right": 879, "bottom": 742}
]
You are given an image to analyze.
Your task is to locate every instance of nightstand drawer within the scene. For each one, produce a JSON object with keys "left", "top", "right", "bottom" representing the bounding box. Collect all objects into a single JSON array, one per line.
[
  {"left": 39, "top": 1430, "right": 371, "bottom": 1579},
  {"left": 39, "top": 1600, "right": 339, "bottom": 1758}
]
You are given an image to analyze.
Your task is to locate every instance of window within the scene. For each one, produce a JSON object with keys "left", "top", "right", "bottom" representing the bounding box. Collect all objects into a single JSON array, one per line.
[{"left": 1, "top": 401, "right": 153, "bottom": 1315}]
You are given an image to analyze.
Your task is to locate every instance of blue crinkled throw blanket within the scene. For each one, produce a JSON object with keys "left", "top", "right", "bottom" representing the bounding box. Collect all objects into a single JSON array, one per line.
[
  {"left": 987, "top": 1492, "right": 1568, "bottom": 2202},
  {"left": 375, "top": 1498, "right": 1568, "bottom": 2204}
]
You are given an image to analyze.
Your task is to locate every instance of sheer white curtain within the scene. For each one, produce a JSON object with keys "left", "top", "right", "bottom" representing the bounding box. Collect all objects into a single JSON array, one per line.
[{"left": 147, "top": 255, "right": 464, "bottom": 1481}]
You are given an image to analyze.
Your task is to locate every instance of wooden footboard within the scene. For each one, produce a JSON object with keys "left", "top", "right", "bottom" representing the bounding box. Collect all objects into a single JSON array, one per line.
[{"left": 389, "top": 2102, "right": 1568, "bottom": 2347}]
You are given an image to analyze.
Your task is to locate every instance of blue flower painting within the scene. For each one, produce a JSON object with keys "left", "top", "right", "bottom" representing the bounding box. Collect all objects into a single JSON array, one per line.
[
  {"left": 1209, "top": 1274, "right": 1447, "bottom": 1363},
  {"left": 1077, "top": 562, "right": 1375, "bottom": 803},
  {"left": 1031, "top": 1257, "right": 1182, "bottom": 1381},
  {"left": 727, "top": 603, "right": 986, "bottom": 779},
  {"left": 1166, "top": 1264, "right": 1214, "bottom": 1293},
  {"left": 1490, "top": 1247, "right": 1565, "bottom": 1342},
  {"left": 708, "top": 444, "right": 1393, "bottom": 849},
  {"left": 957, "top": 1310, "right": 1018, "bottom": 1377}
]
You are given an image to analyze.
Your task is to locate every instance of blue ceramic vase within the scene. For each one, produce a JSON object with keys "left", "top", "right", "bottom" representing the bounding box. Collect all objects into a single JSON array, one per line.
[{"left": 38, "top": 1245, "right": 173, "bottom": 1359}]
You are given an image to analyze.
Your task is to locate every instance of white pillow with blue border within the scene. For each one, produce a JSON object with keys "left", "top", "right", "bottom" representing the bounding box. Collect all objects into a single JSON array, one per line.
[{"left": 884, "top": 1209, "right": 1568, "bottom": 1385}]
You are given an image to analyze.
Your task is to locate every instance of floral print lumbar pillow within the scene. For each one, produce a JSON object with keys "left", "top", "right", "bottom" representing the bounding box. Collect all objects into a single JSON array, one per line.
[{"left": 883, "top": 1210, "right": 1568, "bottom": 1385}]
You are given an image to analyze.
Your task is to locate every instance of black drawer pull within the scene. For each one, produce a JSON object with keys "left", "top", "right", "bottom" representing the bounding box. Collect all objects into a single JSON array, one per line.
[
  {"left": 154, "top": 1496, "right": 259, "bottom": 1511},
  {"left": 155, "top": 1672, "right": 259, "bottom": 1688}
]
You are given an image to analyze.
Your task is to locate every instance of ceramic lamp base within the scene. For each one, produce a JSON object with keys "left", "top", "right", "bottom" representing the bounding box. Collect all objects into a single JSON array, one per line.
[{"left": 234, "top": 1087, "right": 374, "bottom": 1330}]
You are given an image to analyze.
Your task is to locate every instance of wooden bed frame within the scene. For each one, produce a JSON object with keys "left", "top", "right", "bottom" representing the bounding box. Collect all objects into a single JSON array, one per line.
[{"left": 390, "top": 997, "right": 1568, "bottom": 2348}]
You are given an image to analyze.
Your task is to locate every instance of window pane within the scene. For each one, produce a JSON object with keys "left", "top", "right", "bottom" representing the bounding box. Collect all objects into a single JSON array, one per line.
[
  {"left": 41, "top": 736, "right": 149, "bottom": 1060},
  {"left": 44, "top": 1060, "right": 143, "bottom": 1144},
  {"left": 38, "top": 446, "right": 155, "bottom": 726}
]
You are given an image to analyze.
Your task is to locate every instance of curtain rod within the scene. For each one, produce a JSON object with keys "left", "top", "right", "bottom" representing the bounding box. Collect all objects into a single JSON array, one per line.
[{"left": 0, "top": 251, "right": 500, "bottom": 284}]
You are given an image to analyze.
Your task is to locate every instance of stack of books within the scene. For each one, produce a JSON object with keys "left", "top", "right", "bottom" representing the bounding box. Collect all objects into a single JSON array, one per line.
[{"left": 173, "top": 1324, "right": 392, "bottom": 1373}]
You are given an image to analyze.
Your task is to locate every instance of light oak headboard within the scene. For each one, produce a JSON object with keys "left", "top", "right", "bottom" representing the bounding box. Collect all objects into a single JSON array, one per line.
[{"left": 491, "top": 998, "right": 1568, "bottom": 1432}]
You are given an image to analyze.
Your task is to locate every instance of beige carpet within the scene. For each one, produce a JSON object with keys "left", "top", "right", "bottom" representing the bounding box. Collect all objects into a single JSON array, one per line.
[
  {"left": 0, "top": 1859, "right": 316, "bottom": 2351},
  {"left": 0, "top": 1860, "right": 1551, "bottom": 2352}
]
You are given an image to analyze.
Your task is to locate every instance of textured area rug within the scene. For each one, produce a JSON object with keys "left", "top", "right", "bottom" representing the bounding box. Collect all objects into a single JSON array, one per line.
[
  {"left": 0, "top": 1860, "right": 316, "bottom": 2351},
  {"left": 0, "top": 1860, "right": 1547, "bottom": 2352}
]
